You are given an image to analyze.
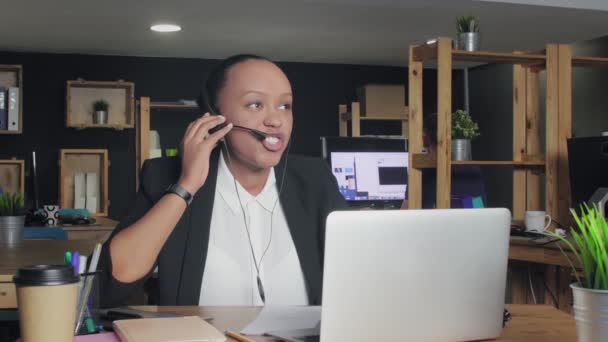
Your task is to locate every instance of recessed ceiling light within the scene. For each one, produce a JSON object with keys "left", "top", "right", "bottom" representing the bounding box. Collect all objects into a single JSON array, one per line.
[{"left": 150, "top": 24, "right": 181, "bottom": 33}]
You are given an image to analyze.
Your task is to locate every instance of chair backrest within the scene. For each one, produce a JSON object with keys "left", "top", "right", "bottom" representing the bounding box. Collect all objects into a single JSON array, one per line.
[
  {"left": 23, "top": 227, "right": 68, "bottom": 240},
  {"left": 422, "top": 165, "right": 487, "bottom": 208}
]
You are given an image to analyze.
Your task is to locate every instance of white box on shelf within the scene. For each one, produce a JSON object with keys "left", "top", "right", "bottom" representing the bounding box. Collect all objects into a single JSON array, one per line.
[
  {"left": 74, "top": 172, "right": 86, "bottom": 209},
  {"left": 86, "top": 196, "right": 98, "bottom": 214},
  {"left": 85, "top": 172, "right": 99, "bottom": 213}
]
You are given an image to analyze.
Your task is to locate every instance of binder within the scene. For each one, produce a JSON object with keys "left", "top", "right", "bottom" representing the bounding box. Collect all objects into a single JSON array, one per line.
[
  {"left": 74, "top": 172, "right": 86, "bottom": 209},
  {"left": 86, "top": 172, "right": 99, "bottom": 213},
  {"left": 0, "top": 86, "right": 7, "bottom": 130},
  {"left": 8, "top": 87, "right": 19, "bottom": 131}
]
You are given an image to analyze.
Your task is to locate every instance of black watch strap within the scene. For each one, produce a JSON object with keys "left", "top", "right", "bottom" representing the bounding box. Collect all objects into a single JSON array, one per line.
[{"left": 165, "top": 184, "right": 193, "bottom": 206}]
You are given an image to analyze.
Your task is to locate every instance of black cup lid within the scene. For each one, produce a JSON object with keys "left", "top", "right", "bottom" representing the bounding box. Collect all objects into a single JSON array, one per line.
[{"left": 13, "top": 265, "right": 79, "bottom": 286}]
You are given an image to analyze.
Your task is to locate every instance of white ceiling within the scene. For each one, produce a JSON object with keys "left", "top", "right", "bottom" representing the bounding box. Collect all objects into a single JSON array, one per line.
[{"left": 0, "top": 0, "right": 607, "bottom": 66}]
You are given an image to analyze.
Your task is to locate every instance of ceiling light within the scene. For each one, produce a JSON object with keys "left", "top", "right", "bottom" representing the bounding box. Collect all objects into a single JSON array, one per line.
[{"left": 150, "top": 24, "right": 181, "bottom": 33}]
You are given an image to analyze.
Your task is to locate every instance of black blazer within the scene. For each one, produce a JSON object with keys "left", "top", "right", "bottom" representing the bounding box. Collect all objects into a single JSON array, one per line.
[{"left": 98, "top": 149, "right": 347, "bottom": 307}]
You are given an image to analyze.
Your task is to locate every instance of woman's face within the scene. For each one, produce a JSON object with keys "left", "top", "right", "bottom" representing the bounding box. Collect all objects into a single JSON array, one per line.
[{"left": 217, "top": 59, "right": 293, "bottom": 171}]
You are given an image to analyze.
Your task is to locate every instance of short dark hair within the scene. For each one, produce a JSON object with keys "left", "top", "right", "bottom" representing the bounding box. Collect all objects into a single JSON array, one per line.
[{"left": 197, "top": 54, "right": 276, "bottom": 114}]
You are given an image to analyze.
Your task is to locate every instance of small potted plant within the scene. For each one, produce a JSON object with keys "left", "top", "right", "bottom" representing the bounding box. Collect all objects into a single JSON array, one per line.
[
  {"left": 456, "top": 14, "right": 480, "bottom": 51},
  {"left": 452, "top": 109, "right": 480, "bottom": 161},
  {"left": 92, "top": 99, "right": 109, "bottom": 125},
  {"left": 549, "top": 205, "right": 608, "bottom": 341},
  {"left": 0, "top": 192, "right": 26, "bottom": 247}
]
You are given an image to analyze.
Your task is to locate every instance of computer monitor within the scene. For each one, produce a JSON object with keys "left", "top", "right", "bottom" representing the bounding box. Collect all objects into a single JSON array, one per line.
[
  {"left": 320, "top": 137, "right": 407, "bottom": 208},
  {"left": 568, "top": 136, "right": 608, "bottom": 215}
]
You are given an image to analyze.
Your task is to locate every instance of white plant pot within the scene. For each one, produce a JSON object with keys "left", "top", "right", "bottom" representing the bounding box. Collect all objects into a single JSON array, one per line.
[
  {"left": 93, "top": 110, "right": 108, "bottom": 125},
  {"left": 452, "top": 139, "right": 472, "bottom": 161},
  {"left": 571, "top": 283, "right": 608, "bottom": 342},
  {"left": 457, "top": 32, "right": 481, "bottom": 51},
  {"left": 0, "top": 215, "right": 25, "bottom": 247}
]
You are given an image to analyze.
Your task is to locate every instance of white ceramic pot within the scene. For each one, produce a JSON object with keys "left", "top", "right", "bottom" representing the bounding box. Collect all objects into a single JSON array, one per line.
[
  {"left": 452, "top": 139, "right": 472, "bottom": 161},
  {"left": 571, "top": 283, "right": 608, "bottom": 342},
  {"left": 0, "top": 215, "right": 25, "bottom": 247}
]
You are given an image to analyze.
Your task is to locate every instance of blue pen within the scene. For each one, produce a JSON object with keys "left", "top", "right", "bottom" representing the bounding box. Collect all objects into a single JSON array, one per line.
[{"left": 72, "top": 251, "right": 80, "bottom": 274}]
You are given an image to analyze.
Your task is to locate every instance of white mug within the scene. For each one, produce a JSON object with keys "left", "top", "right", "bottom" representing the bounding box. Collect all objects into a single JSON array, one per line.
[
  {"left": 43, "top": 205, "right": 60, "bottom": 226},
  {"left": 525, "top": 211, "right": 552, "bottom": 232}
]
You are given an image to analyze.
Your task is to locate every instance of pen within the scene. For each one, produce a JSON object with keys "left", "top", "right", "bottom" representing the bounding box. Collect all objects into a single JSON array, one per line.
[
  {"left": 64, "top": 251, "right": 72, "bottom": 265},
  {"left": 78, "top": 256, "right": 87, "bottom": 275},
  {"left": 225, "top": 330, "right": 255, "bottom": 342},
  {"left": 74, "top": 243, "right": 102, "bottom": 334},
  {"left": 72, "top": 251, "right": 80, "bottom": 274}
]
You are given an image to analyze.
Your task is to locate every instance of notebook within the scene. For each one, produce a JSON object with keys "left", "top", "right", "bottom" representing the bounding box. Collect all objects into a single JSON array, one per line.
[{"left": 113, "top": 316, "right": 225, "bottom": 342}]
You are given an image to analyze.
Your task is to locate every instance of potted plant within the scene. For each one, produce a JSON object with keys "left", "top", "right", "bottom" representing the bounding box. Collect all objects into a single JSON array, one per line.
[
  {"left": 456, "top": 14, "right": 480, "bottom": 51},
  {"left": 452, "top": 109, "right": 480, "bottom": 161},
  {"left": 92, "top": 99, "right": 109, "bottom": 125},
  {"left": 0, "top": 192, "right": 26, "bottom": 247},
  {"left": 549, "top": 205, "right": 608, "bottom": 341}
]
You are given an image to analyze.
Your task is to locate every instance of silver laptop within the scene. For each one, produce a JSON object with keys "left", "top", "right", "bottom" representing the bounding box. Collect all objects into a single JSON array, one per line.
[{"left": 272, "top": 208, "right": 511, "bottom": 342}]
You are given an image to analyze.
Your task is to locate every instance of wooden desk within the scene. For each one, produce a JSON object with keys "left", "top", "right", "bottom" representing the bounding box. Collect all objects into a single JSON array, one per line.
[
  {"left": 509, "top": 236, "right": 575, "bottom": 268},
  {"left": 508, "top": 237, "right": 576, "bottom": 312},
  {"left": 60, "top": 217, "right": 117, "bottom": 241},
  {"left": 133, "top": 304, "right": 575, "bottom": 341},
  {"left": 0, "top": 240, "right": 98, "bottom": 308}
]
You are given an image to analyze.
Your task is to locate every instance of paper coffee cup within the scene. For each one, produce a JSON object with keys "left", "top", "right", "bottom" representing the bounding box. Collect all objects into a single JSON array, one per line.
[{"left": 14, "top": 265, "right": 80, "bottom": 342}]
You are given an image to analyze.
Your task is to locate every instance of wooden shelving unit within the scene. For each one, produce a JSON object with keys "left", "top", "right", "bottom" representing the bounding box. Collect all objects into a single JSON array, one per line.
[
  {"left": 0, "top": 159, "right": 24, "bottom": 195},
  {"left": 408, "top": 37, "right": 608, "bottom": 313},
  {"left": 149, "top": 102, "right": 198, "bottom": 109},
  {"left": 338, "top": 102, "right": 409, "bottom": 138},
  {"left": 412, "top": 44, "right": 547, "bottom": 65},
  {"left": 571, "top": 56, "right": 608, "bottom": 67},
  {"left": 0, "top": 65, "right": 23, "bottom": 135},
  {"left": 408, "top": 38, "right": 573, "bottom": 230},
  {"left": 408, "top": 38, "right": 598, "bottom": 311},
  {"left": 66, "top": 80, "right": 135, "bottom": 129},
  {"left": 411, "top": 152, "right": 546, "bottom": 169},
  {"left": 59, "top": 149, "right": 109, "bottom": 217},
  {"left": 135, "top": 97, "right": 200, "bottom": 188},
  {"left": 450, "top": 160, "right": 546, "bottom": 166}
]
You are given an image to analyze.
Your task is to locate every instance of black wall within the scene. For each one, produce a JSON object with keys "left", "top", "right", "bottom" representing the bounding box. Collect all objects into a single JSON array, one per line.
[
  {"left": 0, "top": 51, "right": 463, "bottom": 219},
  {"left": 571, "top": 36, "right": 608, "bottom": 137},
  {"left": 468, "top": 63, "right": 516, "bottom": 209}
]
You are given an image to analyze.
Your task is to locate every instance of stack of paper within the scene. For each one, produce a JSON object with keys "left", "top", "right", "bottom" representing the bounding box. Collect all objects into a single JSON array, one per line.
[{"left": 241, "top": 306, "right": 321, "bottom": 336}]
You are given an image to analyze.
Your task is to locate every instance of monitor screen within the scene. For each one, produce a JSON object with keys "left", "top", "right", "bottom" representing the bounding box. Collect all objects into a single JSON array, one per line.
[
  {"left": 330, "top": 152, "right": 408, "bottom": 201},
  {"left": 321, "top": 137, "right": 408, "bottom": 204},
  {"left": 568, "top": 136, "right": 608, "bottom": 209}
]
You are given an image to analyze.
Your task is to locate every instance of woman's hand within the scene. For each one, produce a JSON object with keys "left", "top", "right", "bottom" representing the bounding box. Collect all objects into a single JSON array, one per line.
[{"left": 177, "top": 113, "right": 232, "bottom": 194}]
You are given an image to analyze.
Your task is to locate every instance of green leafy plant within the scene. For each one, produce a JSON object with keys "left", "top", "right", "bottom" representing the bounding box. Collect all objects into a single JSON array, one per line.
[
  {"left": 549, "top": 204, "right": 608, "bottom": 290},
  {"left": 0, "top": 192, "right": 25, "bottom": 216},
  {"left": 93, "top": 99, "right": 109, "bottom": 112},
  {"left": 456, "top": 15, "right": 480, "bottom": 33},
  {"left": 452, "top": 109, "right": 480, "bottom": 140}
]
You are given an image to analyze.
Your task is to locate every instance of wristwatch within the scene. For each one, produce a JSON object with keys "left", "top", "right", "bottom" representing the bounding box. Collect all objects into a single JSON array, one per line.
[{"left": 165, "top": 184, "right": 193, "bottom": 206}]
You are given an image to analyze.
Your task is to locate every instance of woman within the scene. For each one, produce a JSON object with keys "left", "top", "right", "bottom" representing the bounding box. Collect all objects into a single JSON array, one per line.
[{"left": 99, "top": 54, "right": 347, "bottom": 307}]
